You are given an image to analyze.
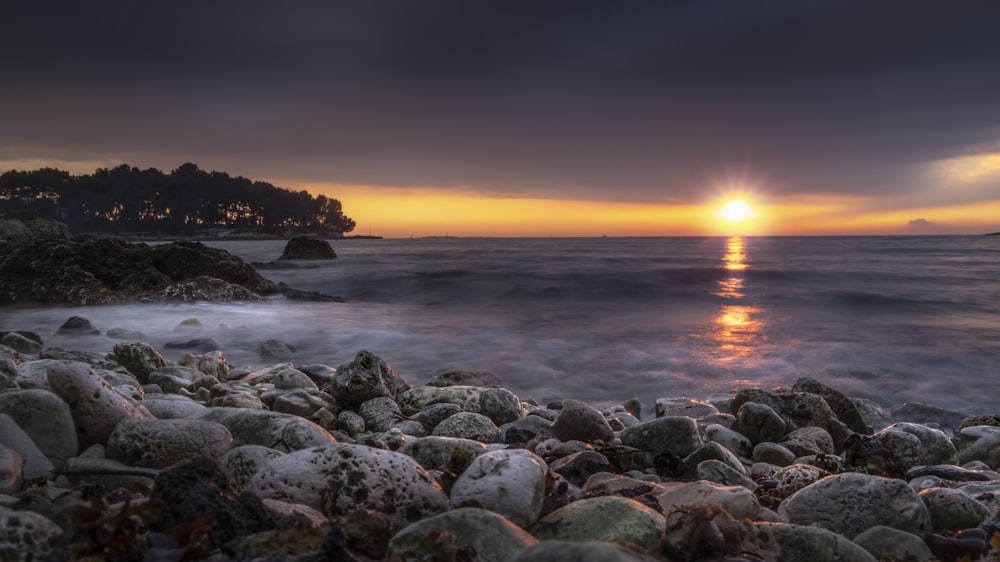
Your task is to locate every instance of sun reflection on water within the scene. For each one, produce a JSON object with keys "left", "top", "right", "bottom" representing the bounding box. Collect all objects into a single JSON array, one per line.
[{"left": 710, "top": 236, "right": 766, "bottom": 364}]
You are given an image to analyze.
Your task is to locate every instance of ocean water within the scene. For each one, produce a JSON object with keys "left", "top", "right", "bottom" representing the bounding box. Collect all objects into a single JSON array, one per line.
[{"left": 4, "top": 236, "right": 1000, "bottom": 414}]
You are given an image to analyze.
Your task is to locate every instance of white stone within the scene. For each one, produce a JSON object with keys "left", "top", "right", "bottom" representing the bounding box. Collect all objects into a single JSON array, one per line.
[{"left": 450, "top": 449, "right": 548, "bottom": 527}]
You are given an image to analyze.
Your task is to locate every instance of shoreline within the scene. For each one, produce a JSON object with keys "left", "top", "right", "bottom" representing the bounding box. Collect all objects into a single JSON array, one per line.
[{"left": 1, "top": 321, "right": 999, "bottom": 560}]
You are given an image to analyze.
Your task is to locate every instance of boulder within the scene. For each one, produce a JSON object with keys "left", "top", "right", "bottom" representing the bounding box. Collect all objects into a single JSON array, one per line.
[
  {"left": 329, "top": 350, "right": 411, "bottom": 408},
  {"left": 918, "top": 487, "right": 991, "bottom": 533},
  {"left": 399, "top": 385, "right": 523, "bottom": 425},
  {"left": 532, "top": 495, "right": 666, "bottom": 551},
  {"left": 278, "top": 236, "right": 337, "bottom": 260},
  {"left": 550, "top": 399, "right": 614, "bottom": 444},
  {"left": 110, "top": 341, "right": 167, "bottom": 383},
  {"left": 250, "top": 443, "right": 449, "bottom": 525},
  {"left": 390, "top": 507, "right": 538, "bottom": 562},
  {"left": 748, "top": 523, "right": 877, "bottom": 562},
  {"left": 432, "top": 412, "right": 502, "bottom": 443},
  {"left": 619, "top": 416, "right": 704, "bottom": 458},
  {"left": 778, "top": 472, "right": 931, "bottom": 539},
  {"left": 733, "top": 401, "right": 786, "bottom": 445},
  {"left": 219, "top": 445, "right": 286, "bottom": 489},
  {"left": 851, "top": 526, "right": 933, "bottom": 562},
  {"left": 0, "top": 388, "right": 78, "bottom": 469},
  {"left": 397, "top": 436, "right": 489, "bottom": 471},
  {"left": 450, "top": 449, "right": 549, "bottom": 527},
  {"left": 106, "top": 418, "right": 233, "bottom": 468}
]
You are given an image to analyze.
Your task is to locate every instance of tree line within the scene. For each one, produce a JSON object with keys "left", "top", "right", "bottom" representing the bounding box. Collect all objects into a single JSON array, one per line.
[{"left": 0, "top": 163, "right": 356, "bottom": 236}]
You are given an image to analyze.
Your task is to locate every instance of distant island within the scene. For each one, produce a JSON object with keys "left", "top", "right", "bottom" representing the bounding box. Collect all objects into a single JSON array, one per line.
[{"left": 0, "top": 163, "right": 357, "bottom": 238}]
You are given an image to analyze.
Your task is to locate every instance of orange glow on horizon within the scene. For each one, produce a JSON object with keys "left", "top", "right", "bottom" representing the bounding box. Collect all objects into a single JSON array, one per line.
[{"left": 289, "top": 181, "right": 1000, "bottom": 237}]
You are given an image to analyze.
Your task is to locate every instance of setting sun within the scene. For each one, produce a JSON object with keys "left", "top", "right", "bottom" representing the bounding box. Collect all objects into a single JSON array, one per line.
[{"left": 719, "top": 199, "right": 755, "bottom": 223}]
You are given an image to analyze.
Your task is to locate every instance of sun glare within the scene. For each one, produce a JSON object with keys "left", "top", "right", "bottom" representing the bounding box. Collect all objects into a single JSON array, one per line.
[{"left": 719, "top": 199, "right": 754, "bottom": 223}]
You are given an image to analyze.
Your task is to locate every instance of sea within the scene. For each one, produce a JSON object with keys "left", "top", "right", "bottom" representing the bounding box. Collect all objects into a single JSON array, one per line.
[{"left": 4, "top": 235, "right": 1000, "bottom": 415}]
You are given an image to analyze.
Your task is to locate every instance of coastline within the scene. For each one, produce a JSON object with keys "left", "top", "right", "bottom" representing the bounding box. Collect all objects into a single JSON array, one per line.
[{"left": 1, "top": 324, "right": 999, "bottom": 560}]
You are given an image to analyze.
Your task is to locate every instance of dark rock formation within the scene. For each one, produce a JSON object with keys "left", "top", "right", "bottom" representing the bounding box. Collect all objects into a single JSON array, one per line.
[
  {"left": 278, "top": 236, "right": 337, "bottom": 260},
  {"left": 0, "top": 234, "right": 342, "bottom": 305}
]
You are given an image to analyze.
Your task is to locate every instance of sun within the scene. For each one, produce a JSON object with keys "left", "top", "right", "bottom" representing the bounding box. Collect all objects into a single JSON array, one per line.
[{"left": 719, "top": 199, "right": 755, "bottom": 223}]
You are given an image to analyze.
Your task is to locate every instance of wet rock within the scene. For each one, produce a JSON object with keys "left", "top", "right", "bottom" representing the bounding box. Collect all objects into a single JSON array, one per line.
[
  {"left": 503, "top": 414, "right": 554, "bottom": 447},
  {"left": 697, "top": 460, "right": 758, "bottom": 489},
  {"left": 952, "top": 425, "right": 1000, "bottom": 469},
  {"left": 390, "top": 507, "right": 538, "bottom": 562},
  {"left": 426, "top": 369, "right": 503, "bottom": 388},
  {"left": 56, "top": 316, "right": 100, "bottom": 335},
  {"left": 197, "top": 407, "right": 337, "bottom": 452},
  {"left": 781, "top": 426, "right": 834, "bottom": 457},
  {"left": 329, "top": 350, "right": 411, "bottom": 408},
  {"left": 59, "top": 453, "right": 157, "bottom": 489},
  {"left": 360, "top": 396, "right": 404, "bottom": 433},
  {"left": 337, "top": 410, "right": 366, "bottom": 437},
  {"left": 533, "top": 495, "right": 666, "bottom": 551},
  {"left": 785, "top": 392, "right": 852, "bottom": 450},
  {"left": 705, "top": 423, "right": 752, "bottom": 458},
  {"left": 852, "top": 525, "right": 933, "bottom": 562},
  {"left": 411, "top": 402, "right": 464, "bottom": 430},
  {"left": 877, "top": 422, "right": 958, "bottom": 468},
  {"left": 109, "top": 341, "right": 167, "bottom": 383},
  {"left": 397, "top": 436, "right": 489, "bottom": 471},
  {"left": 250, "top": 443, "right": 449, "bottom": 525},
  {"left": 0, "top": 332, "right": 41, "bottom": 355},
  {"left": 919, "top": 487, "right": 991, "bottom": 533},
  {"left": 107, "top": 418, "right": 233, "bottom": 468},
  {"left": 550, "top": 451, "right": 614, "bottom": 487},
  {"left": 220, "top": 445, "right": 286, "bottom": 489},
  {"left": 278, "top": 236, "right": 337, "bottom": 260},
  {"left": 0, "top": 415, "right": 54, "bottom": 480},
  {"left": 792, "top": 377, "right": 872, "bottom": 434},
  {"left": 177, "top": 349, "right": 230, "bottom": 379},
  {"left": 258, "top": 338, "right": 295, "bottom": 361},
  {"left": 619, "top": 416, "right": 705, "bottom": 458},
  {"left": 778, "top": 472, "right": 931, "bottom": 539},
  {"left": 958, "top": 414, "right": 1000, "bottom": 431},
  {"left": 400, "top": 385, "right": 523, "bottom": 425},
  {"left": 451, "top": 449, "right": 549, "bottom": 527},
  {"left": 270, "top": 388, "right": 337, "bottom": 419},
  {"left": 749, "top": 522, "right": 877, "bottom": 562},
  {"left": 511, "top": 539, "right": 660, "bottom": 562},
  {"left": 0, "top": 388, "right": 77, "bottom": 469},
  {"left": 752, "top": 442, "right": 796, "bottom": 466},
  {"left": 148, "top": 365, "right": 208, "bottom": 394},
  {"left": 433, "top": 411, "right": 503, "bottom": 442},
  {"left": 150, "top": 455, "right": 274, "bottom": 549},
  {"left": 770, "top": 463, "right": 830, "bottom": 502},
  {"left": 889, "top": 403, "right": 967, "bottom": 431},
  {"left": 654, "top": 397, "right": 718, "bottom": 418},
  {"left": 0, "top": 508, "right": 64, "bottom": 561},
  {"left": 733, "top": 401, "right": 786, "bottom": 445},
  {"left": 550, "top": 399, "right": 614, "bottom": 444},
  {"left": 45, "top": 360, "right": 154, "bottom": 448},
  {"left": 681, "top": 441, "right": 746, "bottom": 480}
]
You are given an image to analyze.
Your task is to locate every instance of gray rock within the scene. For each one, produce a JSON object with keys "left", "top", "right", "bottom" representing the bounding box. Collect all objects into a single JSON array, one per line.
[
  {"left": 778, "top": 472, "right": 931, "bottom": 539},
  {"left": 45, "top": 360, "right": 154, "bottom": 448},
  {"left": 141, "top": 394, "right": 208, "bottom": 419},
  {"left": 752, "top": 442, "right": 796, "bottom": 466},
  {"left": 952, "top": 425, "right": 1000, "bottom": 469},
  {"left": 250, "top": 443, "right": 448, "bottom": 525},
  {"left": 0, "top": 388, "right": 77, "bottom": 469},
  {"left": 792, "top": 377, "right": 872, "bottom": 433},
  {"left": 110, "top": 341, "right": 167, "bottom": 383},
  {"left": 878, "top": 422, "right": 958, "bottom": 467},
  {"left": 0, "top": 332, "right": 41, "bottom": 355},
  {"left": 619, "top": 416, "right": 704, "bottom": 457},
  {"left": 177, "top": 350, "right": 230, "bottom": 379},
  {"left": 213, "top": 392, "right": 267, "bottom": 410},
  {"left": 219, "top": 445, "right": 286, "bottom": 489},
  {"left": 697, "top": 459, "right": 758, "bottom": 489},
  {"left": 781, "top": 426, "right": 834, "bottom": 457},
  {"left": 918, "top": 487, "right": 991, "bottom": 533},
  {"left": 269, "top": 389, "right": 337, "bottom": 419},
  {"left": 852, "top": 525, "right": 933, "bottom": 562},
  {"left": 397, "top": 436, "right": 489, "bottom": 471},
  {"left": 148, "top": 365, "right": 206, "bottom": 394},
  {"left": 502, "top": 414, "right": 554, "bottom": 446},
  {"left": 0, "top": 508, "right": 65, "bottom": 562},
  {"left": 426, "top": 369, "right": 503, "bottom": 388},
  {"left": 533, "top": 495, "right": 666, "bottom": 551},
  {"left": 59, "top": 452, "right": 157, "bottom": 489},
  {"left": 654, "top": 397, "right": 718, "bottom": 418},
  {"left": 551, "top": 400, "right": 614, "bottom": 444},
  {"left": 0, "top": 415, "right": 53, "bottom": 480},
  {"left": 771, "top": 463, "right": 830, "bottom": 501},
  {"left": 337, "top": 410, "right": 366, "bottom": 437},
  {"left": 56, "top": 316, "right": 100, "bottom": 336},
  {"left": 734, "top": 401, "right": 786, "bottom": 445},
  {"left": 511, "top": 540, "right": 660, "bottom": 562},
  {"left": 412, "top": 402, "right": 463, "bottom": 430},
  {"left": 432, "top": 411, "right": 502, "bottom": 442},
  {"left": 748, "top": 522, "right": 877, "bottom": 562},
  {"left": 549, "top": 451, "right": 613, "bottom": 487},
  {"left": 390, "top": 507, "right": 537, "bottom": 562},
  {"left": 785, "top": 392, "right": 852, "bottom": 450},
  {"left": 680, "top": 441, "right": 746, "bottom": 479},
  {"left": 107, "top": 418, "right": 233, "bottom": 468},
  {"left": 197, "top": 407, "right": 337, "bottom": 452},
  {"left": 258, "top": 338, "right": 295, "bottom": 361},
  {"left": 399, "top": 385, "right": 523, "bottom": 425},
  {"left": 451, "top": 449, "right": 549, "bottom": 527},
  {"left": 359, "top": 396, "right": 403, "bottom": 433},
  {"left": 704, "top": 423, "right": 752, "bottom": 458},
  {"left": 329, "top": 350, "right": 410, "bottom": 408}
]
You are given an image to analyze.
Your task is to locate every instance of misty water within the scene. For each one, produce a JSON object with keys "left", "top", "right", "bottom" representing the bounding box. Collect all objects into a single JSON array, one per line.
[{"left": 4, "top": 235, "right": 1000, "bottom": 414}]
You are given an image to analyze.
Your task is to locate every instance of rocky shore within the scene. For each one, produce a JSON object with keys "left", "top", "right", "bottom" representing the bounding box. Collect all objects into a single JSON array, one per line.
[{"left": 1, "top": 322, "right": 1000, "bottom": 561}]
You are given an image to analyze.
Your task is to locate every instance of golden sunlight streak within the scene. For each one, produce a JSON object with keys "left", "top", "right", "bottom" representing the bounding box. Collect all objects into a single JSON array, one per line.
[
  {"left": 708, "top": 236, "right": 766, "bottom": 364},
  {"left": 936, "top": 152, "right": 1000, "bottom": 182},
  {"left": 719, "top": 199, "right": 754, "bottom": 223}
]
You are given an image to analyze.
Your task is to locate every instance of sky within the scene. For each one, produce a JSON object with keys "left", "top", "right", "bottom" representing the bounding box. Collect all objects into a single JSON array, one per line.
[{"left": 3, "top": 1, "right": 1000, "bottom": 237}]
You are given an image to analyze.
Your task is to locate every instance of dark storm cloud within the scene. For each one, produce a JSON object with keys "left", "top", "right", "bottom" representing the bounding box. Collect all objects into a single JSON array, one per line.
[{"left": 3, "top": 1, "right": 1000, "bottom": 203}]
